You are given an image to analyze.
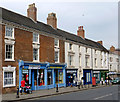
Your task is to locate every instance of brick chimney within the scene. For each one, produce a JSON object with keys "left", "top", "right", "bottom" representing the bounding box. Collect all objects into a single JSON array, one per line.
[
  {"left": 27, "top": 3, "right": 37, "bottom": 21},
  {"left": 97, "top": 41, "right": 103, "bottom": 45},
  {"left": 110, "top": 46, "right": 115, "bottom": 52},
  {"left": 47, "top": 13, "right": 57, "bottom": 29},
  {"left": 77, "top": 26, "right": 85, "bottom": 39}
]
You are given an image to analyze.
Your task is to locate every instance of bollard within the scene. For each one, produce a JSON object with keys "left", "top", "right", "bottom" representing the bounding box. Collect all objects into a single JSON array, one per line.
[
  {"left": 56, "top": 84, "right": 59, "bottom": 92},
  {"left": 16, "top": 87, "right": 19, "bottom": 98}
]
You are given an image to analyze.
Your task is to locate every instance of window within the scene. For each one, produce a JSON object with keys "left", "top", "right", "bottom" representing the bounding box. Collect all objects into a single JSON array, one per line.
[
  {"left": 79, "top": 45, "right": 81, "bottom": 52},
  {"left": 110, "top": 57, "right": 112, "bottom": 62},
  {"left": 33, "top": 48, "right": 39, "bottom": 61},
  {"left": 86, "top": 73, "right": 91, "bottom": 82},
  {"left": 110, "top": 64, "right": 112, "bottom": 71},
  {"left": 68, "top": 55, "right": 73, "bottom": 66},
  {"left": 95, "top": 50, "right": 97, "bottom": 54},
  {"left": 38, "top": 69, "right": 44, "bottom": 86},
  {"left": 79, "top": 56, "right": 81, "bottom": 67},
  {"left": 33, "top": 33, "right": 39, "bottom": 43},
  {"left": 116, "top": 58, "right": 119, "bottom": 62},
  {"left": 47, "top": 70, "right": 53, "bottom": 85},
  {"left": 86, "top": 48, "right": 88, "bottom": 53},
  {"left": 55, "top": 51, "right": 59, "bottom": 63},
  {"left": 69, "top": 44, "right": 72, "bottom": 50},
  {"left": 54, "top": 39, "right": 59, "bottom": 47},
  {"left": 95, "top": 58, "right": 97, "bottom": 67},
  {"left": 3, "top": 66, "right": 16, "bottom": 87},
  {"left": 85, "top": 56, "right": 89, "bottom": 67},
  {"left": 5, "top": 44, "right": 14, "bottom": 60},
  {"left": 59, "top": 70, "right": 63, "bottom": 83},
  {"left": 5, "top": 26, "right": 14, "bottom": 38}
]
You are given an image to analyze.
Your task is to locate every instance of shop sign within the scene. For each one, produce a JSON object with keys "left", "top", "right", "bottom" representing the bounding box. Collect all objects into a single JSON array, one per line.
[
  {"left": 28, "top": 65, "right": 41, "bottom": 69},
  {"left": 22, "top": 69, "right": 28, "bottom": 74},
  {"left": 67, "top": 70, "right": 77, "bottom": 73},
  {"left": 93, "top": 71, "right": 100, "bottom": 73},
  {"left": 49, "top": 67, "right": 62, "bottom": 69}
]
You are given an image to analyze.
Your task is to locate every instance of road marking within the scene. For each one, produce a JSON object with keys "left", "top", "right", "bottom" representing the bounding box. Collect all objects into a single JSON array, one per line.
[{"left": 94, "top": 93, "right": 113, "bottom": 100}]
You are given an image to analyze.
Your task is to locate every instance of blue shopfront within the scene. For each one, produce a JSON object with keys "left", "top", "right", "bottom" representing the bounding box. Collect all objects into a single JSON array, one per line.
[
  {"left": 19, "top": 60, "right": 66, "bottom": 91},
  {"left": 83, "top": 69, "right": 92, "bottom": 85}
]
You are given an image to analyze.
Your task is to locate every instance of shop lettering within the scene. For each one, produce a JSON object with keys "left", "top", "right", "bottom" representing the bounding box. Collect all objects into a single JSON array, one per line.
[{"left": 28, "top": 65, "right": 41, "bottom": 69}]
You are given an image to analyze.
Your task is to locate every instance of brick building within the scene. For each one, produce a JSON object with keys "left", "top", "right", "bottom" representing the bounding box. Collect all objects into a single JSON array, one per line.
[{"left": 0, "top": 3, "right": 66, "bottom": 94}]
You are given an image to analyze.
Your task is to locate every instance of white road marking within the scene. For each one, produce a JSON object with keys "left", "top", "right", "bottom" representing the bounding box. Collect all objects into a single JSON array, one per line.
[{"left": 94, "top": 93, "right": 113, "bottom": 100}]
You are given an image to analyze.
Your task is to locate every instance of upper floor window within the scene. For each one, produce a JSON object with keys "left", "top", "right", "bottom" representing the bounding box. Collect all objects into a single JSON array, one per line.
[
  {"left": 5, "top": 44, "right": 14, "bottom": 60},
  {"left": 85, "top": 56, "right": 89, "bottom": 67},
  {"left": 68, "top": 55, "right": 73, "bottom": 66},
  {"left": 54, "top": 39, "right": 59, "bottom": 47},
  {"left": 5, "top": 26, "right": 14, "bottom": 38},
  {"left": 110, "top": 57, "right": 113, "bottom": 62},
  {"left": 95, "top": 58, "right": 97, "bottom": 67},
  {"left": 33, "top": 48, "right": 39, "bottom": 61},
  {"left": 86, "top": 47, "right": 88, "bottom": 53},
  {"left": 79, "top": 45, "right": 81, "bottom": 52},
  {"left": 69, "top": 44, "right": 72, "bottom": 50},
  {"left": 33, "top": 33, "right": 39, "bottom": 43},
  {"left": 95, "top": 50, "right": 97, "bottom": 54},
  {"left": 55, "top": 51, "right": 59, "bottom": 63},
  {"left": 116, "top": 58, "right": 119, "bottom": 62}
]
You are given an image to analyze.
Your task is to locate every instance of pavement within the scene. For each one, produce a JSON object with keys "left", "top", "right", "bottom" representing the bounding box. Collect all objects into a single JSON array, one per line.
[{"left": 1, "top": 84, "right": 113, "bottom": 102}]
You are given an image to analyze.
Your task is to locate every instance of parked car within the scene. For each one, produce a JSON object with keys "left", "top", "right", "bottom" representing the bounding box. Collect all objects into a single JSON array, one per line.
[{"left": 111, "top": 77, "right": 120, "bottom": 84}]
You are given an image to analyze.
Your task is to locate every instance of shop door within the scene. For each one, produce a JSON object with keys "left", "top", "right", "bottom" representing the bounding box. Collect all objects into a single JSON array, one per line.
[{"left": 54, "top": 69, "right": 58, "bottom": 85}]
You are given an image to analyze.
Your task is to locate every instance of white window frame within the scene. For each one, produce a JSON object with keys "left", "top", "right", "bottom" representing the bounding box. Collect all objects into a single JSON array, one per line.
[
  {"left": 4, "top": 39, "right": 15, "bottom": 61},
  {"left": 33, "top": 32, "right": 39, "bottom": 44},
  {"left": 33, "top": 48, "right": 39, "bottom": 62},
  {"left": 3, "top": 66, "right": 16, "bottom": 87},
  {"left": 5, "top": 26, "right": 15, "bottom": 39},
  {"left": 54, "top": 39, "right": 59, "bottom": 48},
  {"left": 68, "top": 54, "right": 73, "bottom": 66},
  {"left": 55, "top": 51, "right": 59, "bottom": 63}
]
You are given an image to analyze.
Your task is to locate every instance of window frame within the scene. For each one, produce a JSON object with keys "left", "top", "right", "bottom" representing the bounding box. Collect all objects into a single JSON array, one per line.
[
  {"left": 3, "top": 66, "right": 16, "bottom": 87},
  {"left": 54, "top": 39, "right": 59, "bottom": 48},
  {"left": 33, "top": 48, "right": 39, "bottom": 62},
  {"left": 33, "top": 33, "right": 39, "bottom": 44},
  {"left": 5, "top": 26, "right": 14, "bottom": 39},
  {"left": 5, "top": 44, "right": 14, "bottom": 61},
  {"left": 55, "top": 51, "right": 59, "bottom": 63}
]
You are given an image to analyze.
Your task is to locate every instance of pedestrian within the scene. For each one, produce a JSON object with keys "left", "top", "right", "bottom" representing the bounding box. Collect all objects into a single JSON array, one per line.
[
  {"left": 21, "top": 78, "right": 25, "bottom": 93},
  {"left": 105, "top": 79, "right": 107, "bottom": 85}
]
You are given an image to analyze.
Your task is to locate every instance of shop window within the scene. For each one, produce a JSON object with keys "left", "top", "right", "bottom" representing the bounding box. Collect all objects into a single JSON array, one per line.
[
  {"left": 47, "top": 70, "right": 53, "bottom": 85},
  {"left": 22, "top": 69, "right": 29, "bottom": 86},
  {"left": 59, "top": 70, "right": 63, "bottom": 83},
  {"left": 38, "top": 69, "right": 44, "bottom": 86},
  {"left": 86, "top": 73, "right": 91, "bottom": 82}
]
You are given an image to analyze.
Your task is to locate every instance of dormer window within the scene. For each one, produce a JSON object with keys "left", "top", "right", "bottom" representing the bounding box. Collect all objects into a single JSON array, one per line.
[
  {"left": 5, "top": 26, "right": 14, "bottom": 39},
  {"left": 33, "top": 33, "right": 39, "bottom": 43}
]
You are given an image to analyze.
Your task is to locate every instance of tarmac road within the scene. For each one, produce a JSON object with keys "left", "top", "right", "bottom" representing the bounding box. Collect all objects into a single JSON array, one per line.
[{"left": 21, "top": 85, "right": 119, "bottom": 101}]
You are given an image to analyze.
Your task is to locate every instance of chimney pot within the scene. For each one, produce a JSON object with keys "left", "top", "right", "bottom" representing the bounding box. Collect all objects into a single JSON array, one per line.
[
  {"left": 110, "top": 46, "right": 115, "bottom": 52},
  {"left": 27, "top": 3, "right": 37, "bottom": 21},
  {"left": 77, "top": 26, "right": 85, "bottom": 39},
  {"left": 97, "top": 41, "right": 103, "bottom": 45}
]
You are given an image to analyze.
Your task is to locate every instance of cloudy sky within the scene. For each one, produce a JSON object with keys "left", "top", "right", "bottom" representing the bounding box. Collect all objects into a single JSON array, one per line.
[{"left": 0, "top": 0, "right": 118, "bottom": 49}]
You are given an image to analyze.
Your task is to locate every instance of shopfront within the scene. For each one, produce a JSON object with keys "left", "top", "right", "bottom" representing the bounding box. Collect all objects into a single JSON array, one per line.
[
  {"left": 66, "top": 69, "right": 77, "bottom": 86},
  {"left": 93, "top": 71, "right": 100, "bottom": 84},
  {"left": 83, "top": 69, "right": 92, "bottom": 85},
  {"left": 100, "top": 70, "right": 109, "bottom": 81},
  {"left": 19, "top": 60, "right": 66, "bottom": 91}
]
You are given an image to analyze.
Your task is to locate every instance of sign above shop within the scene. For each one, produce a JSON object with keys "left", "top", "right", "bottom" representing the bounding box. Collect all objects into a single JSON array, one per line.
[
  {"left": 48, "top": 67, "right": 62, "bottom": 69},
  {"left": 67, "top": 70, "right": 77, "bottom": 73},
  {"left": 93, "top": 71, "right": 100, "bottom": 73},
  {"left": 28, "top": 65, "right": 41, "bottom": 69}
]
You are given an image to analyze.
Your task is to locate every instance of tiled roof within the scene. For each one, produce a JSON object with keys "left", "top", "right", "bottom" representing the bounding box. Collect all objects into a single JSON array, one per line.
[{"left": 0, "top": 7, "right": 108, "bottom": 52}]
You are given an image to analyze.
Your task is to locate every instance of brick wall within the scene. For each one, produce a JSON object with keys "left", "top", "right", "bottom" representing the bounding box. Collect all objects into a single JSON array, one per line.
[{"left": 2, "top": 25, "right": 65, "bottom": 93}]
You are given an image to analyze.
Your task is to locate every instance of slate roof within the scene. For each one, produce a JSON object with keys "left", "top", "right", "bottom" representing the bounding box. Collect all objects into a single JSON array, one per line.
[{"left": 0, "top": 7, "right": 108, "bottom": 52}]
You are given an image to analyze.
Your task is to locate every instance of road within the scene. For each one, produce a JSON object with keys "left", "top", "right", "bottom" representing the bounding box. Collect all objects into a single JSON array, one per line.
[{"left": 22, "top": 85, "right": 119, "bottom": 101}]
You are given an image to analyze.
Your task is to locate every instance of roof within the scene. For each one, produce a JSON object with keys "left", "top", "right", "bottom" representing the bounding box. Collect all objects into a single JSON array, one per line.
[{"left": 0, "top": 7, "right": 108, "bottom": 52}]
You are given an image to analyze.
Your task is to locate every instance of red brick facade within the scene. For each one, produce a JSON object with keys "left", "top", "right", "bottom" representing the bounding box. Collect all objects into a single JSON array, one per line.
[{"left": 1, "top": 25, "right": 65, "bottom": 93}]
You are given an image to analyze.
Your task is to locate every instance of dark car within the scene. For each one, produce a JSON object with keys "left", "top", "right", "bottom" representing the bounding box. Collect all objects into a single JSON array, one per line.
[{"left": 111, "top": 77, "right": 120, "bottom": 84}]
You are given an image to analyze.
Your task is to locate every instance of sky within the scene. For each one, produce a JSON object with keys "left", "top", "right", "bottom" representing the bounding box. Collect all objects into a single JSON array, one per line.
[{"left": 0, "top": 0, "right": 118, "bottom": 49}]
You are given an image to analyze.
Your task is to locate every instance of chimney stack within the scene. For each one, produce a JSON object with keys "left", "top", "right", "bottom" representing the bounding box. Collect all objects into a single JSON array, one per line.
[
  {"left": 47, "top": 13, "right": 57, "bottom": 29},
  {"left": 110, "top": 46, "right": 115, "bottom": 52},
  {"left": 77, "top": 26, "right": 85, "bottom": 39},
  {"left": 27, "top": 3, "right": 37, "bottom": 21},
  {"left": 97, "top": 41, "right": 103, "bottom": 45}
]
